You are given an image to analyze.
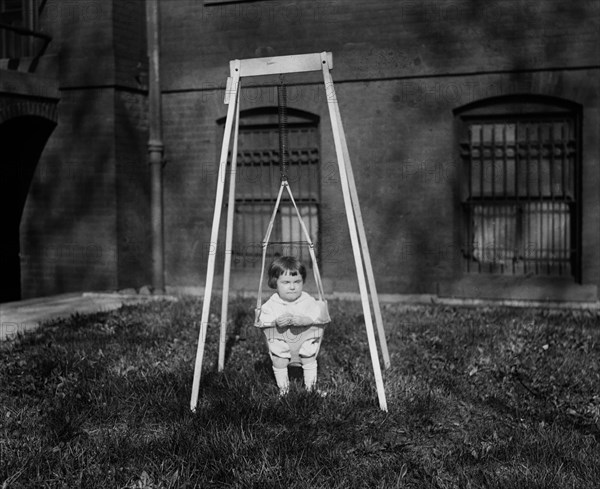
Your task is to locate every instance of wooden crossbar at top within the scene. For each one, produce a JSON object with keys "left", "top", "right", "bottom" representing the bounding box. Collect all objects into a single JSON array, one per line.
[{"left": 230, "top": 51, "right": 333, "bottom": 78}]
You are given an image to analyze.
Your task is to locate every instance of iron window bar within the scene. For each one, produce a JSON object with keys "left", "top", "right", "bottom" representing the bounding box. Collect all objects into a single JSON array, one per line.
[
  {"left": 460, "top": 115, "right": 579, "bottom": 279},
  {"left": 0, "top": 22, "right": 51, "bottom": 70},
  {"left": 225, "top": 124, "right": 321, "bottom": 268}
]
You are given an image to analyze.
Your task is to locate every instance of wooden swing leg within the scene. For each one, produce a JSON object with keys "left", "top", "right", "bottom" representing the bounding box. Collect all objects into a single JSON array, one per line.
[
  {"left": 190, "top": 67, "right": 241, "bottom": 411},
  {"left": 321, "top": 53, "right": 388, "bottom": 411},
  {"left": 218, "top": 89, "right": 241, "bottom": 372}
]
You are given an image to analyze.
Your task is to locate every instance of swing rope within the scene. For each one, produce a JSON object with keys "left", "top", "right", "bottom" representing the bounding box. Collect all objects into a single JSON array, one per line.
[{"left": 255, "top": 182, "right": 326, "bottom": 307}]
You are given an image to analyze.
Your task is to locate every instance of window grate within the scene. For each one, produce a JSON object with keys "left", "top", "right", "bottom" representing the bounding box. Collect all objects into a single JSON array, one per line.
[
  {"left": 227, "top": 125, "right": 321, "bottom": 268},
  {"left": 461, "top": 116, "right": 579, "bottom": 278},
  {"left": 0, "top": 0, "right": 45, "bottom": 60}
]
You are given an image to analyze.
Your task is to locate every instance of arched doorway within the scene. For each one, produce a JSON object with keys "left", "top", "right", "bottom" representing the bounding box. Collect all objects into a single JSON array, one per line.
[{"left": 0, "top": 115, "right": 56, "bottom": 302}]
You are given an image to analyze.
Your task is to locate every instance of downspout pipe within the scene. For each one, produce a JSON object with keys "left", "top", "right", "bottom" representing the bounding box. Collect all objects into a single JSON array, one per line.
[{"left": 146, "top": 0, "right": 165, "bottom": 293}]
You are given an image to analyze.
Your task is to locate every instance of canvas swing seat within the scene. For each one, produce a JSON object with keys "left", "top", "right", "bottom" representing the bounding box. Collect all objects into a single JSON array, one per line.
[{"left": 253, "top": 179, "right": 330, "bottom": 367}]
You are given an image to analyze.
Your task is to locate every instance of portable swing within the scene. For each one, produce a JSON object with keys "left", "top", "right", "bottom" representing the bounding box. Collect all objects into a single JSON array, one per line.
[
  {"left": 252, "top": 76, "right": 331, "bottom": 366},
  {"left": 190, "top": 52, "right": 390, "bottom": 412}
]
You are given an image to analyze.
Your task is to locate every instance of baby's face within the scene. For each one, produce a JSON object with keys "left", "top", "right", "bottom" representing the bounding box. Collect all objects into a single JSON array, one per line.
[{"left": 276, "top": 271, "right": 303, "bottom": 302}]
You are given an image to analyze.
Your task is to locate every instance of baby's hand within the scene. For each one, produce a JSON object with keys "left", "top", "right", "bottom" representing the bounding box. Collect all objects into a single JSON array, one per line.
[
  {"left": 291, "top": 315, "right": 313, "bottom": 326},
  {"left": 275, "top": 313, "right": 293, "bottom": 327}
]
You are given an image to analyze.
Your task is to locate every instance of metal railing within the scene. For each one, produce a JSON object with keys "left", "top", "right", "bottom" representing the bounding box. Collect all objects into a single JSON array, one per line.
[
  {"left": 461, "top": 116, "right": 579, "bottom": 278},
  {"left": 0, "top": 21, "right": 51, "bottom": 71}
]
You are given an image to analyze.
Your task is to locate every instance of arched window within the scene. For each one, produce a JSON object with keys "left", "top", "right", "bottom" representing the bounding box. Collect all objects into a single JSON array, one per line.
[
  {"left": 218, "top": 107, "right": 321, "bottom": 268},
  {"left": 454, "top": 95, "right": 581, "bottom": 280}
]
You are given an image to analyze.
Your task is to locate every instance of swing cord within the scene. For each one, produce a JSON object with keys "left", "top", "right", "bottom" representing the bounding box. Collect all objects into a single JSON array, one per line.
[{"left": 277, "top": 75, "right": 289, "bottom": 182}]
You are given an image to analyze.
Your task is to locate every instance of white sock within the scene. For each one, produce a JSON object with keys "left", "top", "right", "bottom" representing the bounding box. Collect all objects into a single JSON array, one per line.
[
  {"left": 272, "top": 366, "right": 289, "bottom": 395},
  {"left": 302, "top": 361, "right": 318, "bottom": 391}
]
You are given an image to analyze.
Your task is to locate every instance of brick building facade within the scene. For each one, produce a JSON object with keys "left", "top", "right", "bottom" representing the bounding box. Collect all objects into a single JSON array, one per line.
[
  {"left": 1, "top": 0, "right": 150, "bottom": 301},
  {"left": 1, "top": 0, "right": 599, "bottom": 303}
]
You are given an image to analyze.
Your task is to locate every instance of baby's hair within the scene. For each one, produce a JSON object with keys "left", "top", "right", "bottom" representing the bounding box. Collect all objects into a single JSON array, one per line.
[{"left": 267, "top": 255, "right": 307, "bottom": 289}]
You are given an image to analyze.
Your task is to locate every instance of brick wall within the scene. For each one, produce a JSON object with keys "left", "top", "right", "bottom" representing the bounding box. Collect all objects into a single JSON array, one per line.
[
  {"left": 12, "top": 0, "right": 600, "bottom": 299},
  {"left": 160, "top": 0, "right": 599, "bottom": 88},
  {"left": 162, "top": 90, "right": 216, "bottom": 286},
  {"left": 158, "top": 0, "right": 600, "bottom": 299},
  {"left": 21, "top": 88, "right": 119, "bottom": 297},
  {"left": 18, "top": 0, "right": 151, "bottom": 298},
  {"left": 113, "top": 0, "right": 147, "bottom": 89},
  {"left": 115, "top": 89, "right": 152, "bottom": 289},
  {"left": 41, "top": 0, "right": 115, "bottom": 86}
]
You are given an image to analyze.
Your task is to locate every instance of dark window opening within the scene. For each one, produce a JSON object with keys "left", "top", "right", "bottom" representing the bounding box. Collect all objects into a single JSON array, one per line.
[
  {"left": 220, "top": 108, "right": 321, "bottom": 268},
  {"left": 459, "top": 107, "right": 581, "bottom": 280}
]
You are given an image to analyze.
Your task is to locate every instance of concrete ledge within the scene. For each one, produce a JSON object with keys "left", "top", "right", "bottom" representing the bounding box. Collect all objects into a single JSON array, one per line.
[
  {"left": 0, "top": 65, "right": 60, "bottom": 99},
  {"left": 0, "top": 292, "right": 178, "bottom": 341}
]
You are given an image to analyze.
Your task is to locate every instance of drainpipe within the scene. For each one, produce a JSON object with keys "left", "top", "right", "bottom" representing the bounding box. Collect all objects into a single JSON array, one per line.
[{"left": 146, "top": 0, "right": 165, "bottom": 294}]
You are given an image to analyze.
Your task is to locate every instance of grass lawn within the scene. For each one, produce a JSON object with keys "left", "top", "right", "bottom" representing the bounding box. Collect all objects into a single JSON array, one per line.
[{"left": 1, "top": 297, "right": 599, "bottom": 488}]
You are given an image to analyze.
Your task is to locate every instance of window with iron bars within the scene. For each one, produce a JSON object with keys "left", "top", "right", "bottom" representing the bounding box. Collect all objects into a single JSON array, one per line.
[
  {"left": 460, "top": 111, "right": 580, "bottom": 279},
  {"left": 224, "top": 112, "right": 321, "bottom": 268},
  {"left": 0, "top": 0, "right": 38, "bottom": 58}
]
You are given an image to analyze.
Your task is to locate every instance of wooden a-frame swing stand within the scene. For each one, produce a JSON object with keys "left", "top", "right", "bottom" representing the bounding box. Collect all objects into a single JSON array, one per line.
[{"left": 190, "top": 52, "right": 390, "bottom": 411}]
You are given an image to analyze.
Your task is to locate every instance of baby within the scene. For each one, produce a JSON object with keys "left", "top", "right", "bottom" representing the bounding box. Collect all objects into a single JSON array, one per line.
[{"left": 255, "top": 256, "right": 328, "bottom": 395}]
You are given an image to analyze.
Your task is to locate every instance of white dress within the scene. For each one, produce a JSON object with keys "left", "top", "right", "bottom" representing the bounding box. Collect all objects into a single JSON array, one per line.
[{"left": 256, "top": 292, "right": 330, "bottom": 364}]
